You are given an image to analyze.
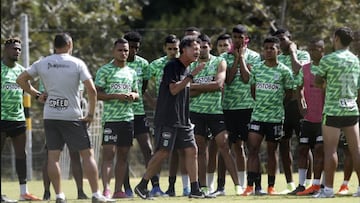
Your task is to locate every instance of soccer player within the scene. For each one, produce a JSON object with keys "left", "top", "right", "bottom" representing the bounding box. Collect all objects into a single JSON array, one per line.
[
  {"left": 95, "top": 38, "right": 139, "bottom": 199},
  {"left": 122, "top": 31, "right": 166, "bottom": 197},
  {"left": 314, "top": 27, "right": 360, "bottom": 198},
  {"left": 207, "top": 33, "right": 232, "bottom": 195},
  {"left": 242, "top": 36, "right": 294, "bottom": 196},
  {"left": 272, "top": 28, "right": 311, "bottom": 194},
  {"left": 189, "top": 34, "right": 241, "bottom": 195},
  {"left": 221, "top": 24, "right": 261, "bottom": 196},
  {"left": 16, "top": 33, "right": 114, "bottom": 203},
  {"left": 294, "top": 38, "right": 325, "bottom": 196},
  {"left": 134, "top": 35, "right": 207, "bottom": 199},
  {"left": 1, "top": 37, "right": 41, "bottom": 202}
]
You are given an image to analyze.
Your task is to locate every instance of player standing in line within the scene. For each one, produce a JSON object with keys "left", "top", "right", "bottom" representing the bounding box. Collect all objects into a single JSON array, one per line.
[
  {"left": 1, "top": 37, "right": 41, "bottom": 202},
  {"left": 207, "top": 33, "right": 232, "bottom": 195},
  {"left": 189, "top": 34, "right": 241, "bottom": 195},
  {"left": 221, "top": 24, "right": 261, "bottom": 196},
  {"left": 314, "top": 27, "right": 360, "bottom": 198},
  {"left": 294, "top": 38, "right": 325, "bottom": 196},
  {"left": 96, "top": 38, "right": 139, "bottom": 199},
  {"left": 242, "top": 36, "right": 294, "bottom": 196},
  {"left": 272, "top": 28, "right": 312, "bottom": 194}
]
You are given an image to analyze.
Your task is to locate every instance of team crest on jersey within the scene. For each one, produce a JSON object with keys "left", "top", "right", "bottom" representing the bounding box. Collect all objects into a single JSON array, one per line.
[{"left": 273, "top": 73, "right": 280, "bottom": 81}]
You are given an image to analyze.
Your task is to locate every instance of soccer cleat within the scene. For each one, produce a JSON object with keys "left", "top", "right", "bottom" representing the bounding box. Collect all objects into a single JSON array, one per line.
[
  {"left": 336, "top": 184, "right": 349, "bottom": 195},
  {"left": 134, "top": 185, "right": 151, "bottom": 200},
  {"left": 77, "top": 191, "right": 89, "bottom": 199},
  {"left": 210, "top": 188, "right": 225, "bottom": 196},
  {"left": 182, "top": 186, "right": 190, "bottom": 196},
  {"left": 150, "top": 186, "right": 167, "bottom": 197},
  {"left": 42, "top": 191, "right": 50, "bottom": 200},
  {"left": 267, "top": 186, "right": 278, "bottom": 195},
  {"left": 19, "top": 193, "right": 41, "bottom": 201},
  {"left": 234, "top": 185, "right": 243, "bottom": 195},
  {"left": 91, "top": 195, "right": 116, "bottom": 203},
  {"left": 255, "top": 189, "right": 267, "bottom": 196},
  {"left": 125, "top": 188, "right": 134, "bottom": 198},
  {"left": 353, "top": 190, "right": 360, "bottom": 197},
  {"left": 55, "top": 198, "right": 66, "bottom": 203},
  {"left": 242, "top": 186, "right": 254, "bottom": 196},
  {"left": 112, "top": 191, "right": 127, "bottom": 198},
  {"left": 280, "top": 182, "right": 296, "bottom": 194},
  {"left": 1, "top": 195, "right": 18, "bottom": 203},
  {"left": 297, "top": 184, "right": 321, "bottom": 195},
  {"left": 102, "top": 189, "right": 111, "bottom": 198},
  {"left": 288, "top": 185, "right": 305, "bottom": 195},
  {"left": 200, "top": 187, "right": 209, "bottom": 195}
]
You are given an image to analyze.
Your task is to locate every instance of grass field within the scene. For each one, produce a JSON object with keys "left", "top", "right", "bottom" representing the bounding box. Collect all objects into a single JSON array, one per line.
[{"left": 1, "top": 172, "right": 359, "bottom": 203}]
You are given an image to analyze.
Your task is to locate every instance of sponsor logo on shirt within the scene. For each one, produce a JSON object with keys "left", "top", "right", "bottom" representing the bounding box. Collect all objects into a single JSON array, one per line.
[
  {"left": 2, "top": 83, "right": 21, "bottom": 90},
  {"left": 49, "top": 98, "right": 69, "bottom": 110},
  {"left": 256, "top": 82, "right": 280, "bottom": 90},
  {"left": 193, "top": 76, "right": 214, "bottom": 84},
  {"left": 110, "top": 83, "right": 131, "bottom": 91},
  {"left": 47, "top": 63, "right": 70, "bottom": 69}
]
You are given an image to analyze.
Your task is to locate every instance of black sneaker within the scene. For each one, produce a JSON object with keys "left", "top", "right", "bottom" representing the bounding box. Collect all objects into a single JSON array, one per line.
[
  {"left": 189, "top": 190, "right": 205, "bottom": 199},
  {"left": 288, "top": 185, "right": 305, "bottom": 195},
  {"left": 55, "top": 198, "right": 66, "bottom": 203},
  {"left": 77, "top": 191, "right": 89, "bottom": 199},
  {"left": 165, "top": 189, "right": 176, "bottom": 197},
  {"left": 135, "top": 185, "right": 151, "bottom": 200},
  {"left": 43, "top": 191, "right": 51, "bottom": 200}
]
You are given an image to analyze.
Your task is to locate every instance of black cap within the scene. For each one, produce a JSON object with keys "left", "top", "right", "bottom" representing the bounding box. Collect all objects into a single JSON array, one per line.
[{"left": 232, "top": 24, "right": 247, "bottom": 34}]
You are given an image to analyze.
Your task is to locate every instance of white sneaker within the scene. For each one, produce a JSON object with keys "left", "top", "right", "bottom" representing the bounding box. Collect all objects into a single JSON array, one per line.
[
  {"left": 313, "top": 189, "right": 334, "bottom": 198},
  {"left": 235, "top": 185, "right": 244, "bottom": 195},
  {"left": 353, "top": 189, "right": 360, "bottom": 197}
]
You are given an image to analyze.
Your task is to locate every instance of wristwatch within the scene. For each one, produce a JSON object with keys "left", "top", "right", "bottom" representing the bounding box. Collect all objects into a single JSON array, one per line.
[{"left": 186, "top": 73, "right": 194, "bottom": 80}]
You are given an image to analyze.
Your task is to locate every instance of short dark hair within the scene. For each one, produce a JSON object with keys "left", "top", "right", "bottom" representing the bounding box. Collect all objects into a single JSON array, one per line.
[
  {"left": 198, "top": 34, "right": 211, "bottom": 45},
  {"left": 114, "top": 38, "right": 128, "bottom": 47},
  {"left": 124, "top": 31, "right": 142, "bottom": 43},
  {"left": 216, "top": 33, "right": 231, "bottom": 42},
  {"left": 164, "top": 34, "right": 179, "bottom": 44},
  {"left": 309, "top": 38, "right": 325, "bottom": 47},
  {"left": 185, "top": 26, "right": 200, "bottom": 33},
  {"left": 273, "top": 28, "right": 291, "bottom": 38},
  {"left": 4, "top": 37, "right": 21, "bottom": 47},
  {"left": 54, "top": 33, "right": 72, "bottom": 48},
  {"left": 179, "top": 35, "right": 201, "bottom": 54},
  {"left": 232, "top": 24, "right": 247, "bottom": 34},
  {"left": 334, "top": 27, "right": 353, "bottom": 46},
  {"left": 264, "top": 36, "right": 280, "bottom": 45}
]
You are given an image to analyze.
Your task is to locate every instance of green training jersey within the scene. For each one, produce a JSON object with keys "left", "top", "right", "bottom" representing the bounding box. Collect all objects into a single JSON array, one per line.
[
  {"left": 278, "top": 50, "right": 310, "bottom": 88},
  {"left": 250, "top": 62, "right": 294, "bottom": 123},
  {"left": 316, "top": 50, "right": 360, "bottom": 116},
  {"left": 1, "top": 62, "right": 25, "bottom": 121},
  {"left": 222, "top": 48, "right": 261, "bottom": 110},
  {"left": 95, "top": 63, "right": 138, "bottom": 122},
  {"left": 189, "top": 55, "right": 224, "bottom": 114},
  {"left": 149, "top": 56, "right": 169, "bottom": 96},
  {"left": 126, "top": 55, "right": 150, "bottom": 115}
]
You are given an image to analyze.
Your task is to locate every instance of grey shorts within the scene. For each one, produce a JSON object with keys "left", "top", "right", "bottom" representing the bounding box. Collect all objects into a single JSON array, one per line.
[{"left": 44, "top": 119, "right": 91, "bottom": 151}]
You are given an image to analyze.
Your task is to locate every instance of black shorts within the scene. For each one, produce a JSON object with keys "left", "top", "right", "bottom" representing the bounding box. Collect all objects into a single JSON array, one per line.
[
  {"left": 0, "top": 120, "right": 26, "bottom": 137},
  {"left": 324, "top": 115, "right": 359, "bottom": 128},
  {"left": 223, "top": 109, "right": 252, "bottom": 142},
  {"left": 249, "top": 121, "right": 283, "bottom": 142},
  {"left": 190, "top": 112, "right": 226, "bottom": 139},
  {"left": 154, "top": 125, "right": 196, "bottom": 151},
  {"left": 283, "top": 99, "right": 302, "bottom": 139},
  {"left": 102, "top": 121, "right": 134, "bottom": 147},
  {"left": 44, "top": 119, "right": 91, "bottom": 151},
  {"left": 134, "top": 115, "right": 150, "bottom": 137},
  {"left": 299, "top": 120, "right": 323, "bottom": 149}
]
